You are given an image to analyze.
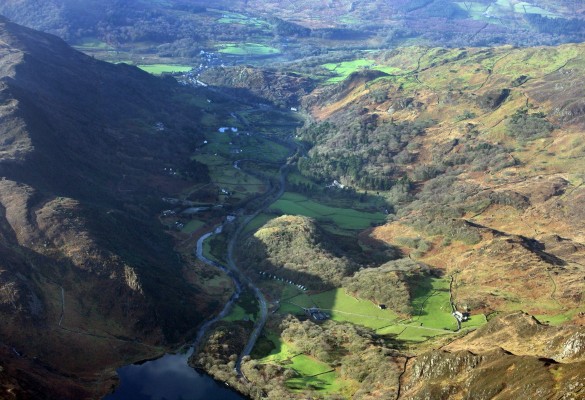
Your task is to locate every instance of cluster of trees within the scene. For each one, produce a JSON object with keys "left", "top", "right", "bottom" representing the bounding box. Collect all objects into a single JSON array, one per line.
[
  {"left": 237, "top": 216, "right": 360, "bottom": 289},
  {"left": 526, "top": 14, "right": 585, "bottom": 37},
  {"left": 297, "top": 118, "right": 433, "bottom": 190},
  {"left": 439, "top": 141, "right": 517, "bottom": 173},
  {"left": 507, "top": 108, "right": 554, "bottom": 141},
  {"left": 343, "top": 259, "right": 428, "bottom": 315}
]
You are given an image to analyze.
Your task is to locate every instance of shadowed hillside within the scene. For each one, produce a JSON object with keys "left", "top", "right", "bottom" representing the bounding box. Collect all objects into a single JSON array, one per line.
[{"left": 0, "top": 16, "right": 217, "bottom": 399}]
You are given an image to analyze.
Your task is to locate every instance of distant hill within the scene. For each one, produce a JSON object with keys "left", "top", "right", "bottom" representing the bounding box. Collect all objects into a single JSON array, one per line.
[{"left": 0, "top": 16, "right": 215, "bottom": 399}]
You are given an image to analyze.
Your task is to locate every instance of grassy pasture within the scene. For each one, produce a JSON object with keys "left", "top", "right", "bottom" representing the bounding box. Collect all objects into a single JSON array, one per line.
[
  {"left": 269, "top": 192, "right": 386, "bottom": 230},
  {"left": 409, "top": 278, "right": 459, "bottom": 331},
  {"left": 203, "top": 131, "right": 290, "bottom": 163},
  {"left": 138, "top": 64, "right": 192, "bottom": 74},
  {"left": 276, "top": 283, "right": 485, "bottom": 342},
  {"left": 193, "top": 154, "right": 266, "bottom": 199}
]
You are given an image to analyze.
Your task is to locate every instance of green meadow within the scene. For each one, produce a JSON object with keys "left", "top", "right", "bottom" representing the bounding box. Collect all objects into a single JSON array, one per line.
[
  {"left": 218, "top": 43, "right": 280, "bottom": 56},
  {"left": 322, "top": 59, "right": 401, "bottom": 83},
  {"left": 269, "top": 192, "right": 386, "bottom": 230}
]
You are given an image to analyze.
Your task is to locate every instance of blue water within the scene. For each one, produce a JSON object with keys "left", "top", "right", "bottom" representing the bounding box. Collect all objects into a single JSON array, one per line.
[{"left": 103, "top": 350, "right": 245, "bottom": 400}]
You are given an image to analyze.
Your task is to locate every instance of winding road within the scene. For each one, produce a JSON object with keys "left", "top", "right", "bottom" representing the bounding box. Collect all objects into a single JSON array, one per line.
[{"left": 193, "top": 149, "right": 293, "bottom": 377}]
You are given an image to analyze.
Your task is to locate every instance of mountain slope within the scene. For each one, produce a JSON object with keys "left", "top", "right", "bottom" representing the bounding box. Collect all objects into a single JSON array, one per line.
[{"left": 0, "top": 16, "right": 215, "bottom": 399}]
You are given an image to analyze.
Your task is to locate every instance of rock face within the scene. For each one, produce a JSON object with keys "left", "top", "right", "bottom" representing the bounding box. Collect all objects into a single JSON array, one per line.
[
  {"left": 0, "top": 16, "right": 214, "bottom": 399},
  {"left": 401, "top": 313, "right": 585, "bottom": 399}
]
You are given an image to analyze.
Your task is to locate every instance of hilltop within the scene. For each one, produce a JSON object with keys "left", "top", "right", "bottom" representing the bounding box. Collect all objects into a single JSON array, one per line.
[{"left": 0, "top": 16, "right": 217, "bottom": 399}]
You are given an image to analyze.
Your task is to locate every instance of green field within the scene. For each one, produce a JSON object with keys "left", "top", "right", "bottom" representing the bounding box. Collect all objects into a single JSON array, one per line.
[
  {"left": 278, "top": 283, "right": 485, "bottom": 342},
  {"left": 322, "top": 59, "right": 401, "bottom": 83},
  {"left": 286, "top": 355, "right": 340, "bottom": 394},
  {"left": 218, "top": 43, "right": 280, "bottom": 56},
  {"left": 193, "top": 154, "right": 266, "bottom": 199},
  {"left": 203, "top": 130, "right": 290, "bottom": 163},
  {"left": 270, "top": 192, "right": 386, "bottom": 230},
  {"left": 181, "top": 219, "right": 205, "bottom": 234},
  {"left": 202, "top": 234, "right": 227, "bottom": 265},
  {"left": 409, "top": 278, "right": 459, "bottom": 331},
  {"left": 138, "top": 64, "right": 192, "bottom": 74},
  {"left": 222, "top": 289, "right": 259, "bottom": 322},
  {"left": 281, "top": 288, "right": 399, "bottom": 330},
  {"left": 458, "top": 0, "right": 558, "bottom": 20}
]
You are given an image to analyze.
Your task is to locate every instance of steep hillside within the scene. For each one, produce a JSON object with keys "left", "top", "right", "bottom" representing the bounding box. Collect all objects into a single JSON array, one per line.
[{"left": 0, "top": 16, "right": 216, "bottom": 399}]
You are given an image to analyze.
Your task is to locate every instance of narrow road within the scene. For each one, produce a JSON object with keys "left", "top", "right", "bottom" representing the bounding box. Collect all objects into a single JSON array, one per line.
[{"left": 193, "top": 143, "right": 294, "bottom": 376}]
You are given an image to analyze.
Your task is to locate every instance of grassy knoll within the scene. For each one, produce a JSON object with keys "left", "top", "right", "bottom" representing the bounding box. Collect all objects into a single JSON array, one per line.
[
  {"left": 269, "top": 192, "right": 386, "bottom": 230},
  {"left": 138, "top": 64, "right": 192, "bottom": 74},
  {"left": 218, "top": 43, "right": 280, "bottom": 56}
]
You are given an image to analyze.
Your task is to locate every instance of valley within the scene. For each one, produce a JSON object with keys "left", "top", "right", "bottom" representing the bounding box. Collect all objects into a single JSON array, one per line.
[{"left": 0, "top": 1, "right": 584, "bottom": 400}]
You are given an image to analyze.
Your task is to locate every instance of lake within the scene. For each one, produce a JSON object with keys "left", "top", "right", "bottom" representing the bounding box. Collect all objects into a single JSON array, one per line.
[{"left": 103, "top": 350, "right": 245, "bottom": 400}]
